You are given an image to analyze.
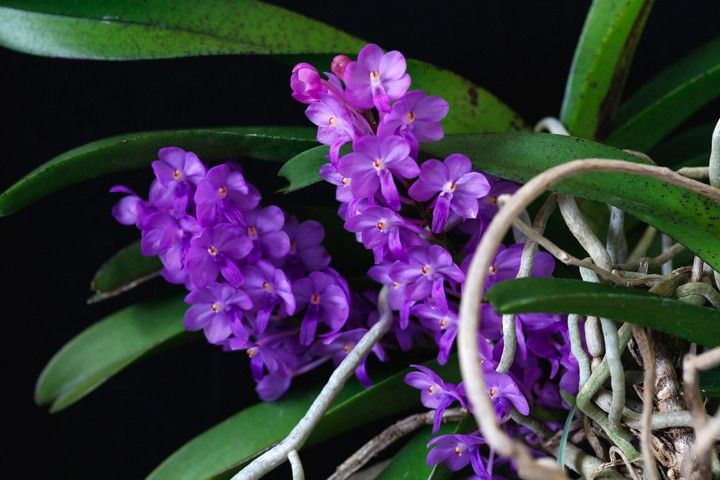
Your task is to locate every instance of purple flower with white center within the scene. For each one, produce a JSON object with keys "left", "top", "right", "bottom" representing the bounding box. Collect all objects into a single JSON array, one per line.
[
  {"left": 319, "top": 163, "right": 354, "bottom": 203},
  {"left": 138, "top": 211, "right": 184, "bottom": 257},
  {"left": 240, "top": 260, "right": 296, "bottom": 334},
  {"left": 242, "top": 206, "right": 291, "bottom": 260},
  {"left": 413, "top": 303, "right": 458, "bottom": 365},
  {"left": 477, "top": 178, "right": 518, "bottom": 221},
  {"left": 405, "top": 365, "right": 463, "bottom": 432},
  {"left": 338, "top": 135, "right": 419, "bottom": 210},
  {"left": 484, "top": 370, "right": 530, "bottom": 417},
  {"left": 377, "top": 90, "right": 449, "bottom": 145},
  {"left": 316, "top": 328, "right": 386, "bottom": 387},
  {"left": 345, "top": 206, "right": 424, "bottom": 261},
  {"left": 426, "top": 433, "right": 486, "bottom": 473},
  {"left": 184, "top": 283, "right": 252, "bottom": 344},
  {"left": 194, "top": 164, "right": 260, "bottom": 227},
  {"left": 110, "top": 186, "right": 145, "bottom": 226},
  {"left": 290, "top": 63, "right": 326, "bottom": 104},
  {"left": 305, "top": 94, "right": 358, "bottom": 163},
  {"left": 409, "top": 154, "right": 491, "bottom": 233},
  {"left": 294, "top": 271, "right": 350, "bottom": 345},
  {"left": 151, "top": 147, "right": 206, "bottom": 213},
  {"left": 344, "top": 43, "right": 411, "bottom": 112},
  {"left": 153, "top": 148, "right": 206, "bottom": 187},
  {"left": 184, "top": 223, "right": 252, "bottom": 289},
  {"left": 389, "top": 244, "right": 465, "bottom": 309},
  {"left": 483, "top": 243, "right": 555, "bottom": 291},
  {"left": 368, "top": 262, "right": 409, "bottom": 311},
  {"left": 283, "top": 217, "right": 331, "bottom": 277},
  {"left": 240, "top": 340, "right": 300, "bottom": 401}
]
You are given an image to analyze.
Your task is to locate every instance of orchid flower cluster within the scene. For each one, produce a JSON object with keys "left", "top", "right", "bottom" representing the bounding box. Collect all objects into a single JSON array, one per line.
[
  {"left": 111, "top": 149, "right": 391, "bottom": 401},
  {"left": 291, "top": 43, "right": 582, "bottom": 477}
]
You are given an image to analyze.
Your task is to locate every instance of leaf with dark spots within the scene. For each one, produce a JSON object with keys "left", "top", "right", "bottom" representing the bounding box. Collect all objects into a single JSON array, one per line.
[
  {"left": 608, "top": 37, "right": 720, "bottom": 151},
  {"left": 0, "top": 0, "right": 365, "bottom": 58},
  {"left": 486, "top": 278, "right": 720, "bottom": 347},
  {"left": 560, "top": 0, "right": 654, "bottom": 139},
  {"left": 424, "top": 132, "right": 720, "bottom": 272}
]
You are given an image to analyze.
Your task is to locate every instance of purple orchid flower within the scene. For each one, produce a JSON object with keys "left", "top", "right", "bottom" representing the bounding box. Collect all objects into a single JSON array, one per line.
[
  {"left": 409, "top": 154, "right": 491, "bottom": 233},
  {"left": 290, "top": 62, "right": 327, "bottom": 104},
  {"left": 338, "top": 134, "right": 419, "bottom": 210},
  {"left": 344, "top": 43, "right": 411, "bottom": 111},
  {"left": 242, "top": 206, "right": 291, "bottom": 260},
  {"left": 405, "top": 365, "right": 463, "bottom": 432},
  {"left": 150, "top": 147, "right": 206, "bottom": 213},
  {"left": 294, "top": 271, "right": 350, "bottom": 345},
  {"left": 426, "top": 433, "right": 486, "bottom": 473},
  {"left": 240, "top": 260, "right": 296, "bottom": 334},
  {"left": 389, "top": 244, "right": 465, "bottom": 309},
  {"left": 378, "top": 90, "right": 449, "bottom": 148},
  {"left": 184, "top": 223, "right": 252, "bottom": 289},
  {"left": 110, "top": 186, "right": 145, "bottom": 226},
  {"left": 184, "top": 283, "right": 252, "bottom": 344},
  {"left": 484, "top": 370, "right": 530, "bottom": 417},
  {"left": 305, "top": 94, "right": 360, "bottom": 163},
  {"left": 319, "top": 162, "right": 354, "bottom": 203},
  {"left": 194, "top": 164, "right": 260, "bottom": 227},
  {"left": 344, "top": 205, "right": 424, "bottom": 261},
  {"left": 482, "top": 243, "right": 555, "bottom": 291},
  {"left": 283, "top": 217, "right": 331, "bottom": 277},
  {"left": 241, "top": 339, "right": 300, "bottom": 401},
  {"left": 413, "top": 303, "right": 458, "bottom": 365},
  {"left": 477, "top": 178, "right": 519, "bottom": 221},
  {"left": 316, "top": 328, "right": 386, "bottom": 387}
]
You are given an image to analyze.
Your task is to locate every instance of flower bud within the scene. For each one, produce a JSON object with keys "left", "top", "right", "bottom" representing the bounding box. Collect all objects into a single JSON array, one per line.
[
  {"left": 331, "top": 54, "right": 352, "bottom": 80},
  {"left": 290, "top": 62, "right": 325, "bottom": 104}
]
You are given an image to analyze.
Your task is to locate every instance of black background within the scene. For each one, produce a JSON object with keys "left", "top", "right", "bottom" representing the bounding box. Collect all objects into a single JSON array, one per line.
[{"left": 2, "top": 1, "right": 719, "bottom": 478}]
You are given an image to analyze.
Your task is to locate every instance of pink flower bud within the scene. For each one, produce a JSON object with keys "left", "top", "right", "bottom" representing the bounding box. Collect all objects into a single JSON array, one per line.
[
  {"left": 331, "top": 55, "right": 352, "bottom": 80},
  {"left": 290, "top": 63, "right": 325, "bottom": 104}
]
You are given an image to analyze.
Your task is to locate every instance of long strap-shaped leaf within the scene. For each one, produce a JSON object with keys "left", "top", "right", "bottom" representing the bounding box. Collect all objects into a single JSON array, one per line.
[
  {"left": 0, "top": 1, "right": 523, "bottom": 134},
  {"left": 424, "top": 132, "right": 720, "bottom": 272},
  {"left": 90, "top": 240, "right": 162, "bottom": 303},
  {"left": 486, "top": 278, "right": 720, "bottom": 347},
  {"left": 0, "top": 126, "right": 317, "bottom": 216},
  {"left": 560, "top": 0, "right": 654, "bottom": 139},
  {"left": 147, "top": 356, "right": 461, "bottom": 480},
  {"left": 0, "top": 0, "right": 365, "bottom": 57},
  {"left": 608, "top": 36, "right": 720, "bottom": 151},
  {"left": 35, "top": 296, "right": 189, "bottom": 412}
]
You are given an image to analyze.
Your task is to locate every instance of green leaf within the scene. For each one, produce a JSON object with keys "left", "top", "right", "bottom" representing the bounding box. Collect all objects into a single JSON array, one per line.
[
  {"left": 423, "top": 132, "right": 720, "bottom": 272},
  {"left": 561, "top": 0, "right": 654, "bottom": 139},
  {"left": 35, "top": 296, "right": 188, "bottom": 412},
  {"left": 89, "top": 241, "right": 161, "bottom": 304},
  {"left": 651, "top": 122, "right": 716, "bottom": 168},
  {"left": 607, "top": 37, "right": 720, "bottom": 151},
  {"left": 0, "top": 126, "right": 316, "bottom": 216},
  {"left": 0, "top": 0, "right": 523, "bottom": 134},
  {"left": 377, "top": 415, "right": 474, "bottom": 480},
  {"left": 407, "top": 59, "right": 524, "bottom": 134},
  {"left": 486, "top": 278, "right": 720, "bottom": 347},
  {"left": 148, "top": 356, "right": 461, "bottom": 480},
  {"left": 278, "top": 146, "right": 330, "bottom": 193},
  {"left": 700, "top": 370, "right": 720, "bottom": 397},
  {"left": 0, "top": 0, "right": 364, "bottom": 59}
]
